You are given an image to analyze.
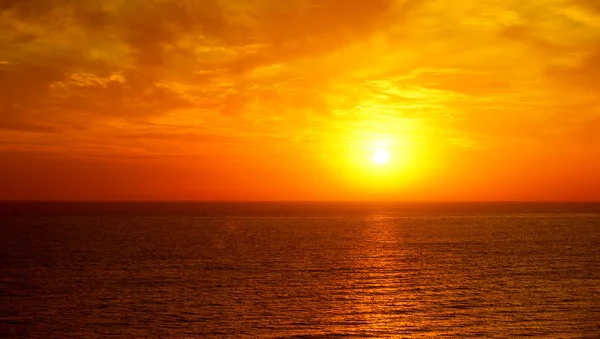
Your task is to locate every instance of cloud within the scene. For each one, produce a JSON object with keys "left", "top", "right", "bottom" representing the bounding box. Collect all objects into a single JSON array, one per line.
[
  {"left": 1, "top": 0, "right": 600, "bottom": 158},
  {"left": 0, "top": 120, "right": 63, "bottom": 133},
  {"left": 1, "top": 0, "right": 404, "bottom": 124}
]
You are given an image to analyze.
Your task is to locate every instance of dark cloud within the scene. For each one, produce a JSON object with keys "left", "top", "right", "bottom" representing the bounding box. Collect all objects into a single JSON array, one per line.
[
  {"left": 547, "top": 45, "right": 600, "bottom": 92},
  {"left": 51, "top": 71, "right": 193, "bottom": 118},
  {"left": 0, "top": 0, "right": 411, "bottom": 125},
  {"left": 0, "top": 120, "right": 63, "bottom": 133},
  {"left": 0, "top": 61, "right": 71, "bottom": 130},
  {"left": 0, "top": 62, "right": 63, "bottom": 105},
  {"left": 573, "top": 0, "right": 600, "bottom": 12}
]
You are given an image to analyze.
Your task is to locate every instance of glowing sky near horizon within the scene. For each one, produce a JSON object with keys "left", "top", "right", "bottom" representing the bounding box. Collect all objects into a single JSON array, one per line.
[{"left": 1, "top": 0, "right": 599, "bottom": 201}]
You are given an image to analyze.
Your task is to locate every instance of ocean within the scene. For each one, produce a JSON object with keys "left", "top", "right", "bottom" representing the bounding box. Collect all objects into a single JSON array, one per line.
[{"left": 1, "top": 202, "right": 599, "bottom": 338}]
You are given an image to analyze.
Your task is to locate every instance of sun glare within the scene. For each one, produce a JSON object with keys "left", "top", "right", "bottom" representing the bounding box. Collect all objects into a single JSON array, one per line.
[{"left": 372, "top": 149, "right": 390, "bottom": 165}]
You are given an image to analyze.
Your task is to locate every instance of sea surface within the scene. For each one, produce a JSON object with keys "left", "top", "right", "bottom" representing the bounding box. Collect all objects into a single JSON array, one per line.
[{"left": 1, "top": 202, "right": 600, "bottom": 338}]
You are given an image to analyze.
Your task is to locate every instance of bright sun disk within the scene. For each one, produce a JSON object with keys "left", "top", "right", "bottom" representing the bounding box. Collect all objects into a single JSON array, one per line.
[{"left": 372, "top": 149, "right": 390, "bottom": 165}]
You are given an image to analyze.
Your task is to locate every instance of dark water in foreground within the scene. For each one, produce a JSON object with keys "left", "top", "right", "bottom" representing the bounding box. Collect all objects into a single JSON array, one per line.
[{"left": 1, "top": 202, "right": 600, "bottom": 338}]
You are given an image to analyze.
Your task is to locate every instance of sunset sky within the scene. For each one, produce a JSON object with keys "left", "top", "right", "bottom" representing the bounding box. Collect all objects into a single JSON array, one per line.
[{"left": 1, "top": 0, "right": 599, "bottom": 201}]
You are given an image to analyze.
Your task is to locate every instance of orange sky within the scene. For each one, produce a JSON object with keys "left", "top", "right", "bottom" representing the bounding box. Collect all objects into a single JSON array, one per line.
[{"left": 1, "top": 0, "right": 599, "bottom": 201}]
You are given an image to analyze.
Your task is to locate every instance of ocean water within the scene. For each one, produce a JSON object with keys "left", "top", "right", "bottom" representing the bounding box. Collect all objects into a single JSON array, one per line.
[{"left": 1, "top": 202, "right": 599, "bottom": 338}]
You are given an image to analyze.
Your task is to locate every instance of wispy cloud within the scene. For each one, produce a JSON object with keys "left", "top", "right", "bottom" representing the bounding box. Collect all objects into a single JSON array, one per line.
[{"left": 1, "top": 0, "right": 599, "bottom": 199}]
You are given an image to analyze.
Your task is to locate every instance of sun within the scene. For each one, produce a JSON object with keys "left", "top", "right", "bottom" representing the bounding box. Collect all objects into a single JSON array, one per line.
[{"left": 372, "top": 149, "right": 390, "bottom": 165}]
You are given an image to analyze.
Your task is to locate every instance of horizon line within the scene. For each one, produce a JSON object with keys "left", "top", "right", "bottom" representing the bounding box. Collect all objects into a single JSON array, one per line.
[{"left": 1, "top": 200, "right": 600, "bottom": 203}]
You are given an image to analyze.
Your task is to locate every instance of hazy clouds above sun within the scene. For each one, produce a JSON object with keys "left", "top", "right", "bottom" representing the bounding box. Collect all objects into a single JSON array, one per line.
[{"left": 1, "top": 0, "right": 599, "bottom": 200}]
